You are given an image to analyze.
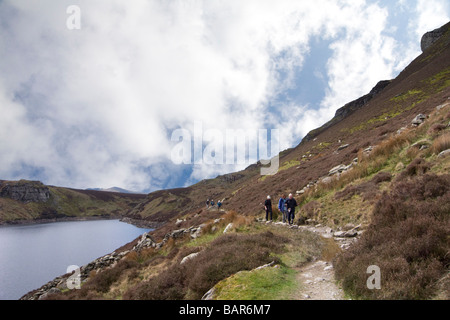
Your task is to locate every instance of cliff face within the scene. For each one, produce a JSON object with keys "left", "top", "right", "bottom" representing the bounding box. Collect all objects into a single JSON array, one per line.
[
  {"left": 421, "top": 24, "right": 447, "bottom": 52},
  {"left": 302, "top": 79, "right": 392, "bottom": 143},
  {"left": 0, "top": 180, "right": 147, "bottom": 224},
  {"left": 0, "top": 180, "right": 50, "bottom": 203}
]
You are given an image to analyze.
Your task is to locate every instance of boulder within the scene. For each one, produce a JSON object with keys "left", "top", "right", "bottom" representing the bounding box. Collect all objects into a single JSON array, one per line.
[
  {"left": 363, "top": 146, "right": 373, "bottom": 154},
  {"left": 411, "top": 114, "right": 427, "bottom": 126},
  {"left": 180, "top": 252, "right": 200, "bottom": 265},
  {"left": 337, "top": 144, "right": 350, "bottom": 151},
  {"left": 438, "top": 149, "right": 450, "bottom": 158},
  {"left": 223, "top": 223, "right": 233, "bottom": 234},
  {"left": 411, "top": 139, "right": 431, "bottom": 149},
  {"left": 329, "top": 164, "right": 347, "bottom": 176}
]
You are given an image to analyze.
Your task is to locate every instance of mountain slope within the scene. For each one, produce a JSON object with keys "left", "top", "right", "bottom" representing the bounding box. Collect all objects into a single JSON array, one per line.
[{"left": 125, "top": 21, "right": 450, "bottom": 231}]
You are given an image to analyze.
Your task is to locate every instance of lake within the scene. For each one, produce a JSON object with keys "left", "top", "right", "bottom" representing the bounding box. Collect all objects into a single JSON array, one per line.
[{"left": 0, "top": 219, "right": 150, "bottom": 300}]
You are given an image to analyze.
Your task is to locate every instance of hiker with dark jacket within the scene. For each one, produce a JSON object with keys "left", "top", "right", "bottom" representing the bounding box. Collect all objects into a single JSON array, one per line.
[
  {"left": 278, "top": 194, "right": 287, "bottom": 223},
  {"left": 264, "top": 196, "right": 273, "bottom": 221},
  {"left": 285, "top": 193, "right": 298, "bottom": 225}
]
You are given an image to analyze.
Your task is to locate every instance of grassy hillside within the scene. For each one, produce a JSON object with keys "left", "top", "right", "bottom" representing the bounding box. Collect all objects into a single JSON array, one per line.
[
  {"left": 123, "top": 22, "right": 450, "bottom": 230},
  {"left": 0, "top": 181, "right": 146, "bottom": 224},
  {"left": 40, "top": 101, "right": 449, "bottom": 301}
]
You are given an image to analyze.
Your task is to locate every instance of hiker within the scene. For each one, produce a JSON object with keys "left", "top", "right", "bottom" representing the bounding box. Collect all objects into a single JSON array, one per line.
[
  {"left": 264, "top": 196, "right": 273, "bottom": 221},
  {"left": 217, "top": 200, "right": 222, "bottom": 209},
  {"left": 206, "top": 199, "right": 210, "bottom": 208},
  {"left": 210, "top": 199, "right": 215, "bottom": 207},
  {"left": 278, "top": 194, "right": 287, "bottom": 223},
  {"left": 285, "top": 193, "right": 298, "bottom": 225}
]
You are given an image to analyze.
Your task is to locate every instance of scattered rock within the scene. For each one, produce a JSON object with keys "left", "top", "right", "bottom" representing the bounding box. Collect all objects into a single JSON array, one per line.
[
  {"left": 329, "top": 164, "right": 347, "bottom": 176},
  {"left": 255, "top": 261, "right": 276, "bottom": 271},
  {"left": 180, "top": 252, "right": 200, "bottom": 265},
  {"left": 324, "top": 266, "right": 334, "bottom": 271},
  {"left": 320, "top": 176, "right": 333, "bottom": 184},
  {"left": 334, "top": 229, "right": 358, "bottom": 238},
  {"left": 337, "top": 144, "right": 350, "bottom": 151},
  {"left": 364, "top": 146, "right": 374, "bottom": 154},
  {"left": 411, "top": 139, "right": 431, "bottom": 150},
  {"left": 38, "top": 287, "right": 61, "bottom": 300},
  {"left": 436, "top": 103, "right": 449, "bottom": 111},
  {"left": 201, "top": 288, "right": 216, "bottom": 301},
  {"left": 223, "top": 223, "right": 233, "bottom": 234},
  {"left": 412, "top": 114, "right": 427, "bottom": 126},
  {"left": 438, "top": 149, "right": 450, "bottom": 158}
]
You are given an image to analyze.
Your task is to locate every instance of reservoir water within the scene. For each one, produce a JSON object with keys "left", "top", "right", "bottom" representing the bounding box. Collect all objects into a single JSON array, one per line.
[{"left": 0, "top": 219, "right": 150, "bottom": 300}]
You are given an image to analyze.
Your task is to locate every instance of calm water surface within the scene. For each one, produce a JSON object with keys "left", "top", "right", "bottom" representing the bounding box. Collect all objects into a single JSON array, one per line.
[{"left": 0, "top": 219, "right": 150, "bottom": 300}]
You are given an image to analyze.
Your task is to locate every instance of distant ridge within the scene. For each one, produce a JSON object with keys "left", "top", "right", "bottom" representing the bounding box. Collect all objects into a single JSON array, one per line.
[{"left": 86, "top": 187, "right": 144, "bottom": 194}]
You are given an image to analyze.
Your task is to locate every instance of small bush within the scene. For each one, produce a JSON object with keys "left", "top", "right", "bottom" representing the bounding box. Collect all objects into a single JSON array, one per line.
[
  {"left": 371, "top": 172, "right": 392, "bottom": 184},
  {"left": 334, "top": 181, "right": 378, "bottom": 202},
  {"left": 401, "top": 158, "right": 430, "bottom": 178}
]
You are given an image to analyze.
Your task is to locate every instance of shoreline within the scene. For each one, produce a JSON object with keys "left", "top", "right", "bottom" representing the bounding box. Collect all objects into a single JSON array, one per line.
[
  {"left": 0, "top": 216, "right": 163, "bottom": 229},
  {"left": 0, "top": 215, "right": 123, "bottom": 228}
]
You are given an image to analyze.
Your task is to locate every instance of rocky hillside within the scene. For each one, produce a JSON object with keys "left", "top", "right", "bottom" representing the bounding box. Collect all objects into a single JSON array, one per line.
[
  {"left": 123, "top": 21, "right": 450, "bottom": 231},
  {"left": 0, "top": 180, "right": 146, "bottom": 225}
]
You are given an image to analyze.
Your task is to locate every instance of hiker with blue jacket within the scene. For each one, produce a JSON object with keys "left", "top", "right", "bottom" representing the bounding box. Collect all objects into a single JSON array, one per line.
[
  {"left": 278, "top": 194, "right": 288, "bottom": 223},
  {"left": 285, "top": 193, "right": 298, "bottom": 225}
]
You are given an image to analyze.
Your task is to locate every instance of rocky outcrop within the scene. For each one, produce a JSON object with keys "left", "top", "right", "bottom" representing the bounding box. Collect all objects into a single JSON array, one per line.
[
  {"left": 411, "top": 114, "right": 427, "bottom": 126},
  {"left": 0, "top": 180, "right": 50, "bottom": 203},
  {"left": 303, "top": 80, "right": 392, "bottom": 142},
  {"left": 421, "top": 25, "right": 446, "bottom": 52}
]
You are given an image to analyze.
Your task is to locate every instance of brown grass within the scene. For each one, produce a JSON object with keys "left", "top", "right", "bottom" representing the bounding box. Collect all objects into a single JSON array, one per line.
[{"left": 432, "top": 133, "right": 450, "bottom": 154}]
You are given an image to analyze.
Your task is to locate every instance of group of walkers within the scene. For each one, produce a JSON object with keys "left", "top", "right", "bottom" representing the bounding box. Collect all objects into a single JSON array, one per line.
[
  {"left": 206, "top": 198, "right": 222, "bottom": 209},
  {"left": 264, "top": 194, "right": 298, "bottom": 225}
]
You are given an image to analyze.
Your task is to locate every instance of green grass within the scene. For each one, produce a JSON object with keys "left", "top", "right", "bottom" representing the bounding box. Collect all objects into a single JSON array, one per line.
[
  {"left": 390, "top": 89, "right": 423, "bottom": 102},
  {"left": 278, "top": 160, "right": 301, "bottom": 172},
  {"left": 213, "top": 265, "right": 298, "bottom": 300}
]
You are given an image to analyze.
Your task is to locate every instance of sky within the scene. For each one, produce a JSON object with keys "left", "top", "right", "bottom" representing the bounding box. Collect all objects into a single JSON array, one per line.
[{"left": 0, "top": 0, "right": 449, "bottom": 193}]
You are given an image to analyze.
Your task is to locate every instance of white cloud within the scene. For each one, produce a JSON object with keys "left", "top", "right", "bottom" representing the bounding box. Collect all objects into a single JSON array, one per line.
[
  {"left": 415, "top": 0, "right": 450, "bottom": 41},
  {"left": 0, "top": 0, "right": 448, "bottom": 192}
]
